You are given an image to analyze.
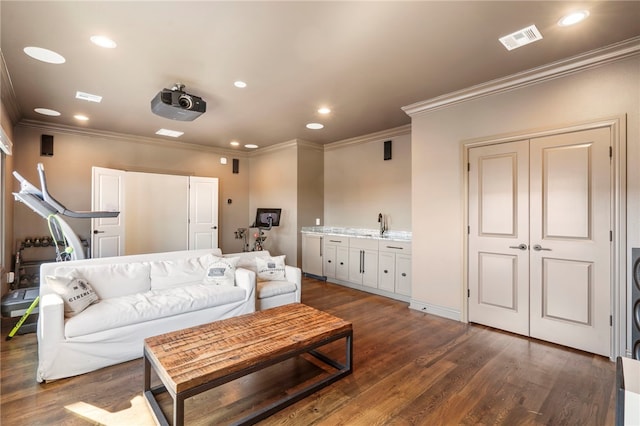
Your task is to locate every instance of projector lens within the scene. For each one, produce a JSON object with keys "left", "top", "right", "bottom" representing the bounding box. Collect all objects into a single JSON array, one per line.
[{"left": 178, "top": 95, "right": 193, "bottom": 109}]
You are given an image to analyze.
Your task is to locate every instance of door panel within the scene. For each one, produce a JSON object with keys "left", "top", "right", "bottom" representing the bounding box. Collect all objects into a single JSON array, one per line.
[
  {"left": 468, "top": 140, "right": 530, "bottom": 336},
  {"left": 188, "top": 176, "right": 219, "bottom": 250},
  {"left": 91, "top": 167, "right": 125, "bottom": 258},
  {"left": 529, "top": 127, "right": 611, "bottom": 356}
]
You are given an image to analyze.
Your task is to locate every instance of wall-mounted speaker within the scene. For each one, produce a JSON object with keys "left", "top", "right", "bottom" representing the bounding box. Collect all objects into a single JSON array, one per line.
[
  {"left": 41, "top": 134, "right": 54, "bottom": 157},
  {"left": 632, "top": 248, "right": 640, "bottom": 359},
  {"left": 384, "top": 140, "right": 392, "bottom": 161},
  {"left": 232, "top": 158, "right": 239, "bottom": 174}
]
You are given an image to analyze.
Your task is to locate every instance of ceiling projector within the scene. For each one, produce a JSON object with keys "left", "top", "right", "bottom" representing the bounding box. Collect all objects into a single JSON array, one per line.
[{"left": 150, "top": 83, "right": 206, "bottom": 121}]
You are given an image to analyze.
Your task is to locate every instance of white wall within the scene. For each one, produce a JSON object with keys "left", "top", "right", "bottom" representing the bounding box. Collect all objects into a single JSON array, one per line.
[
  {"left": 324, "top": 131, "right": 411, "bottom": 231},
  {"left": 409, "top": 56, "right": 640, "bottom": 325}
]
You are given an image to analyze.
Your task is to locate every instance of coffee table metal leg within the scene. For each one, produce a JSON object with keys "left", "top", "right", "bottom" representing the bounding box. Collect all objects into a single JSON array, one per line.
[{"left": 174, "top": 395, "right": 185, "bottom": 426}]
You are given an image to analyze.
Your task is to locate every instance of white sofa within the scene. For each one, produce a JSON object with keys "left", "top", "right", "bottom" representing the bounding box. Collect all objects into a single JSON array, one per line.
[
  {"left": 225, "top": 250, "right": 301, "bottom": 310},
  {"left": 37, "top": 248, "right": 256, "bottom": 382}
]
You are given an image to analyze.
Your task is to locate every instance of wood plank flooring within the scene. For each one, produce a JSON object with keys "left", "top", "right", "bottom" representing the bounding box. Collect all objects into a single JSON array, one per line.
[{"left": 1, "top": 277, "right": 617, "bottom": 425}]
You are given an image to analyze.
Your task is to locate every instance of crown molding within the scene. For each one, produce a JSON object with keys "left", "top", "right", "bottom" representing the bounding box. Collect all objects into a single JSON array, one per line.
[
  {"left": 0, "top": 50, "right": 22, "bottom": 125},
  {"left": 402, "top": 36, "right": 640, "bottom": 117},
  {"left": 248, "top": 138, "right": 324, "bottom": 157},
  {"left": 16, "top": 119, "right": 248, "bottom": 157},
  {"left": 324, "top": 124, "right": 411, "bottom": 151}
]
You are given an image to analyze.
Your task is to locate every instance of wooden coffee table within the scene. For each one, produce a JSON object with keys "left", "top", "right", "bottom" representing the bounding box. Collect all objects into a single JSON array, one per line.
[{"left": 143, "top": 303, "right": 353, "bottom": 426}]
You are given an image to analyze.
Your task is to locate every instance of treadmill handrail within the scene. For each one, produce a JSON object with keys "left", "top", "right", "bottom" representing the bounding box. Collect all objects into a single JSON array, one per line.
[{"left": 37, "top": 163, "right": 119, "bottom": 218}]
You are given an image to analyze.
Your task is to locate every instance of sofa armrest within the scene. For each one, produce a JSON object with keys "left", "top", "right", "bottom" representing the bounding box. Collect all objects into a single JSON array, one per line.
[
  {"left": 235, "top": 267, "right": 256, "bottom": 303},
  {"left": 36, "top": 293, "right": 66, "bottom": 382},
  {"left": 284, "top": 265, "right": 302, "bottom": 302}
]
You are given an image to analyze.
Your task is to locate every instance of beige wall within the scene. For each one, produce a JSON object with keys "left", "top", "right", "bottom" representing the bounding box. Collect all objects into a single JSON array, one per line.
[
  {"left": 296, "top": 142, "right": 324, "bottom": 264},
  {"left": 1, "top": 100, "right": 15, "bottom": 295},
  {"left": 324, "top": 131, "right": 411, "bottom": 231},
  {"left": 248, "top": 142, "right": 299, "bottom": 264},
  {"left": 410, "top": 56, "right": 640, "bottom": 320},
  {"left": 11, "top": 126, "right": 250, "bottom": 254}
]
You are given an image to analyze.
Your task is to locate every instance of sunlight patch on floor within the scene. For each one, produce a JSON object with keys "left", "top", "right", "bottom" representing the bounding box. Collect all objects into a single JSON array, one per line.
[{"left": 65, "top": 395, "right": 155, "bottom": 425}]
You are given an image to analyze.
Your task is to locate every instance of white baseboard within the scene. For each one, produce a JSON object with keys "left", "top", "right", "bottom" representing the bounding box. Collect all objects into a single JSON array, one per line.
[{"left": 409, "top": 299, "right": 461, "bottom": 322}]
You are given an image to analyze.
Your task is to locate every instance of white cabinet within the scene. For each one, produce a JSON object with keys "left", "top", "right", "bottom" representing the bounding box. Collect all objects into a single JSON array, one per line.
[
  {"left": 302, "top": 234, "right": 323, "bottom": 277},
  {"left": 378, "top": 241, "right": 412, "bottom": 296},
  {"left": 324, "top": 237, "right": 349, "bottom": 281},
  {"left": 348, "top": 238, "right": 378, "bottom": 288}
]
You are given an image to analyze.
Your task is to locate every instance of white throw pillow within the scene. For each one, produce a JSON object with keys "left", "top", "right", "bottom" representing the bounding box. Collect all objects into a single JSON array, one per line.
[
  {"left": 46, "top": 275, "right": 99, "bottom": 317},
  {"left": 203, "top": 256, "right": 239, "bottom": 286},
  {"left": 255, "top": 255, "right": 286, "bottom": 281}
]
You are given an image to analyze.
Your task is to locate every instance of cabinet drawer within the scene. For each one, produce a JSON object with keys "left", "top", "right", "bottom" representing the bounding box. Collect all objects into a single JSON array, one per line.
[
  {"left": 378, "top": 240, "right": 412, "bottom": 254},
  {"left": 324, "top": 236, "right": 348, "bottom": 246},
  {"left": 349, "top": 237, "right": 378, "bottom": 250}
]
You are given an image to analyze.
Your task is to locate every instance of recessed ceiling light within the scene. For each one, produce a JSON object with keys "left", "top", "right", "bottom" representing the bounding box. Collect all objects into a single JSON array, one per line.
[
  {"left": 306, "top": 123, "right": 324, "bottom": 130},
  {"left": 24, "top": 47, "right": 65, "bottom": 64},
  {"left": 244, "top": 144, "right": 259, "bottom": 149},
  {"left": 90, "top": 35, "right": 117, "bottom": 48},
  {"left": 558, "top": 10, "right": 590, "bottom": 27},
  {"left": 318, "top": 107, "right": 331, "bottom": 114},
  {"left": 155, "top": 129, "right": 184, "bottom": 138},
  {"left": 34, "top": 108, "right": 61, "bottom": 116},
  {"left": 499, "top": 24, "right": 543, "bottom": 51},
  {"left": 230, "top": 141, "right": 240, "bottom": 146},
  {"left": 74, "top": 114, "right": 89, "bottom": 121},
  {"left": 76, "top": 91, "right": 102, "bottom": 103},
  {"left": 234, "top": 81, "right": 247, "bottom": 88}
]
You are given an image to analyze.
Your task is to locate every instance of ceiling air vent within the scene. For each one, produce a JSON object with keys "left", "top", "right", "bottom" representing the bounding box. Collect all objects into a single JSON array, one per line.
[{"left": 499, "top": 24, "right": 543, "bottom": 51}]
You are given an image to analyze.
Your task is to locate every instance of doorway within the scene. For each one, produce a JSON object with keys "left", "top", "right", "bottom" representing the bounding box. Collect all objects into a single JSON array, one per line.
[{"left": 467, "top": 125, "right": 615, "bottom": 357}]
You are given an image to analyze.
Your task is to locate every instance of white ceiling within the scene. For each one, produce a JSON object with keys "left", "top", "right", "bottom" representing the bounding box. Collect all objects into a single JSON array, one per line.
[{"left": 2, "top": 1, "right": 639, "bottom": 151}]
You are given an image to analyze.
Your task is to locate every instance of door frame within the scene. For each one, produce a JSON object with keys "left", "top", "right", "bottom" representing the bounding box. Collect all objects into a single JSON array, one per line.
[{"left": 462, "top": 115, "right": 626, "bottom": 360}]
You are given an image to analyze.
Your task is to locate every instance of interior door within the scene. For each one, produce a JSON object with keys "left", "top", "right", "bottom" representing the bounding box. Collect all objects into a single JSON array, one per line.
[
  {"left": 529, "top": 128, "right": 611, "bottom": 356},
  {"left": 91, "top": 167, "right": 125, "bottom": 258},
  {"left": 188, "top": 176, "right": 219, "bottom": 250},
  {"left": 467, "top": 127, "right": 612, "bottom": 357},
  {"left": 468, "top": 140, "right": 530, "bottom": 336}
]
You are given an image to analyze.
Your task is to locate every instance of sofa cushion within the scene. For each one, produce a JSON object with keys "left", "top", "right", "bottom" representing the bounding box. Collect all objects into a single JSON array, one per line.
[
  {"left": 45, "top": 275, "right": 99, "bottom": 317},
  {"left": 257, "top": 280, "right": 297, "bottom": 300},
  {"left": 255, "top": 255, "right": 286, "bottom": 281},
  {"left": 55, "top": 263, "right": 151, "bottom": 300},
  {"left": 64, "top": 284, "right": 246, "bottom": 338},
  {"left": 149, "top": 253, "right": 219, "bottom": 290},
  {"left": 203, "top": 256, "right": 239, "bottom": 286}
]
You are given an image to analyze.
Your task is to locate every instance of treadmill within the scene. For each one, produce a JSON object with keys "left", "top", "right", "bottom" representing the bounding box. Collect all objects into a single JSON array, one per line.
[{"left": 2, "top": 163, "right": 119, "bottom": 336}]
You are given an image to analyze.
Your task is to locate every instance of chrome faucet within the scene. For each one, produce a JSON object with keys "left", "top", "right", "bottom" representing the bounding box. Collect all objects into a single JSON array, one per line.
[{"left": 378, "top": 213, "right": 387, "bottom": 236}]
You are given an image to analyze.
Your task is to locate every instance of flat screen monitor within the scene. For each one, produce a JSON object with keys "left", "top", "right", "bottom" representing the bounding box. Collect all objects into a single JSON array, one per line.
[{"left": 254, "top": 208, "right": 281, "bottom": 228}]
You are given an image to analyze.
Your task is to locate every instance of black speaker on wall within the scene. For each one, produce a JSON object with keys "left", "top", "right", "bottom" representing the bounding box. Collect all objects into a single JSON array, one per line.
[
  {"left": 384, "top": 140, "right": 392, "bottom": 161},
  {"left": 632, "top": 248, "right": 640, "bottom": 360},
  {"left": 41, "top": 134, "right": 54, "bottom": 156},
  {"left": 232, "top": 158, "right": 239, "bottom": 174}
]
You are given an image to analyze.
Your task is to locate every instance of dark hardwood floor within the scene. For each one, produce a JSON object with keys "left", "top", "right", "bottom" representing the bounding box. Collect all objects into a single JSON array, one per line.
[{"left": 1, "top": 277, "right": 616, "bottom": 425}]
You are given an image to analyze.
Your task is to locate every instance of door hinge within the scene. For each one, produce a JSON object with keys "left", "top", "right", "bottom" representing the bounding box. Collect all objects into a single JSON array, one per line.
[
  {"left": 610, "top": 230, "right": 613, "bottom": 242},
  {"left": 610, "top": 315, "right": 613, "bottom": 326},
  {"left": 468, "top": 225, "right": 470, "bottom": 235},
  {"left": 467, "top": 163, "right": 470, "bottom": 172},
  {"left": 609, "top": 146, "right": 612, "bottom": 158},
  {"left": 467, "top": 289, "right": 470, "bottom": 298}
]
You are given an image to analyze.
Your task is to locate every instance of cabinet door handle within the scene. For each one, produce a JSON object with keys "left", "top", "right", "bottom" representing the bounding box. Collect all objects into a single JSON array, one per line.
[
  {"left": 360, "top": 250, "right": 364, "bottom": 273},
  {"left": 385, "top": 246, "right": 403, "bottom": 250},
  {"left": 329, "top": 240, "right": 342, "bottom": 243},
  {"left": 401, "top": 273, "right": 407, "bottom": 277},
  {"left": 532, "top": 244, "right": 551, "bottom": 251},
  {"left": 383, "top": 269, "right": 388, "bottom": 274},
  {"left": 340, "top": 262, "right": 344, "bottom": 265},
  {"left": 327, "top": 260, "right": 332, "bottom": 263}
]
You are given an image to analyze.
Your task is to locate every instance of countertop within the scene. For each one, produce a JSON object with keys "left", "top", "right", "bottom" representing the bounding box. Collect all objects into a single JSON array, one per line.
[{"left": 301, "top": 226, "right": 412, "bottom": 242}]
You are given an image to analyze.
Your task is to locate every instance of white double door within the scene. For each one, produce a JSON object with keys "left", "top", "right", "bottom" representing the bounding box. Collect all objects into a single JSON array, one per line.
[
  {"left": 91, "top": 167, "right": 219, "bottom": 257},
  {"left": 468, "top": 127, "right": 612, "bottom": 357}
]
